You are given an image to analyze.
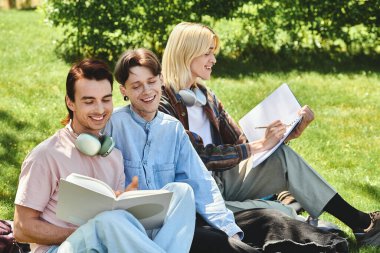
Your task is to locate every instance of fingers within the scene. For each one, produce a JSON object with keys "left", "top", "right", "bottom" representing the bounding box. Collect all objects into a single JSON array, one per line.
[
  {"left": 262, "top": 122, "right": 287, "bottom": 150},
  {"left": 266, "top": 122, "right": 286, "bottom": 139},
  {"left": 125, "top": 176, "right": 139, "bottom": 192},
  {"left": 269, "top": 120, "right": 283, "bottom": 127},
  {"left": 298, "top": 105, "right": 314, "bottom": 122},
  {"left": 114, "top": 190, "right": 122, "bottom": 197},
  {"left": 290, "top": 105, "right": 314, "bottom": 139}
]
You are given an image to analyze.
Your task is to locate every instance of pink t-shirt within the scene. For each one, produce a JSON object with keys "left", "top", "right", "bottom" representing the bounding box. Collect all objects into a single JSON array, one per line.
[{"left": 14, "top": 125, "right": 125, "bottom": 253}]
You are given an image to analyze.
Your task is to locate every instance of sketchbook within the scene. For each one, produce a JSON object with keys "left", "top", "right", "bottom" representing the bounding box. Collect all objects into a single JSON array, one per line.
[
  {"left": 57, "top": 173, "right": 173, "bottom": 230},
  {"left": 238, "top": 83, "right": 302, "bottom": 168}
]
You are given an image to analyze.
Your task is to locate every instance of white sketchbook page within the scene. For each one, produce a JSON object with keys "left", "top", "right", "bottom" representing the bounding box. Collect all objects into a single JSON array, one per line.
[
  {"left": 57, "top": 173, "right": 173, "bottom": 229},
  {"left": 238, "top": 83, "right": 302, "bottom": 168}
]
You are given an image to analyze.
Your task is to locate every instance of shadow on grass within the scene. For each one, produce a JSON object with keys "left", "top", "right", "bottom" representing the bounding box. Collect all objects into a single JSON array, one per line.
[
  {"left": 0, "top": 110, "right": 29, "bottom": 168},
  {"left": 0, "top": 109, "right": 33, "bottom": 217},
  {"left": 213, "top": 51, "right": 380, "bottom": 78},
  {"left": 352, "top": 182, "right": 380, "bottom": 205}
]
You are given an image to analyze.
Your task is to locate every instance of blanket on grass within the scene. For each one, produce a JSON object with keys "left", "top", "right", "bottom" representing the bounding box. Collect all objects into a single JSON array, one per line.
[{"left": 235, "top": 209, "right": 349, "bottom": 253}]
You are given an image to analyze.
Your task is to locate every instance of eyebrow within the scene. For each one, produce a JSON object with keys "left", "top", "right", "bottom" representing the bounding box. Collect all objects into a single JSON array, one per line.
[
  {"left": 129, "top": 76, "right": 158, "bottom": 86},
  {"left": 81, "top": 94, "right": 113, "bottom": 100},
  {"left": 207, "top": 47, "right": 215, "bottom": 53}
]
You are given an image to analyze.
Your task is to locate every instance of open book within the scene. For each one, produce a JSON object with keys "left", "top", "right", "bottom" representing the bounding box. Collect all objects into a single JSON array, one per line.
[
  {"left": 238, "top": 83, "right": 302, "bottom": 168},
  {"left": 57, "top": 173, "right": 173, "bottom": 230}
]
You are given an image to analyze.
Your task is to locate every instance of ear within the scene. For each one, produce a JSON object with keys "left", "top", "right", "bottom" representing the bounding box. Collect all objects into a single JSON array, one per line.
[
  {"left": 159, "top": 74, "right": 164, "bottom": 86},
  {"left": 66, "top": 95, "right": 75, "bottom": 112},
  {"left": 119, "top": 85, "right": 127, "bottom": 97}
]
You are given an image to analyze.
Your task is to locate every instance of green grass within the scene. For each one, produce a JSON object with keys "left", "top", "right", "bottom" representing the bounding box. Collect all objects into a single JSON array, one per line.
[{"left": 0, "top": 9, "right": 379, "bottom": 252}]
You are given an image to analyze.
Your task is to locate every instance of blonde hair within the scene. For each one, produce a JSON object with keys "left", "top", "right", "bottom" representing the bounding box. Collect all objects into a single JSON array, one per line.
[{"left": 162, "top": 22, "right": 220, "bottom": 92}]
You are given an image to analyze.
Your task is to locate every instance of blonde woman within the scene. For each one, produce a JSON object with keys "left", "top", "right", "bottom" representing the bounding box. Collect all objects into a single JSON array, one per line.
[{"left": 159, "top": 22, "right": 379, "bottom": 247}]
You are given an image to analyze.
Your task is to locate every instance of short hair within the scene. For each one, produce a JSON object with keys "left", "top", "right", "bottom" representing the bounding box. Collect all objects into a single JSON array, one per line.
[
  {"left": 62, "top": 59, "right": 113, "bottom": 125},
  {"left": 162, "top": 22, "right": 220, "bottom": 92},
  {"left": 114, "top": 48, "right": 161, "bottom": 86}
]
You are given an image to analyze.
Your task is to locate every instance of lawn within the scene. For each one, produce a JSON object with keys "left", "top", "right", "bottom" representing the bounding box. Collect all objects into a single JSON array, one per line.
[{"left": 0, "top": 9, "right": 379, "bottom": 252}]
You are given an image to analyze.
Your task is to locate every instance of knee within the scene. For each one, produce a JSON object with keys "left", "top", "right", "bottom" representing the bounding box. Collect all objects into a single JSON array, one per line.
[
  {"left": 265, "top": 144, "right": 289, "bottom": 167},
  {"left": 277, "top": 144, "right": 299, "bottom": 158},
  {"left": 164, "top": 182, "right": 194, "bottom": 201},
  {"left": 273, "top": 144, "right": 288, "bottom": 156}
]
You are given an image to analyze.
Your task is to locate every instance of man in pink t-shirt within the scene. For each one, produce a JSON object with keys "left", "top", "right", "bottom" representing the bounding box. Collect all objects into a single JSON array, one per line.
[{"left": 13, "top": 59, "right": 196, "bottom": 253}]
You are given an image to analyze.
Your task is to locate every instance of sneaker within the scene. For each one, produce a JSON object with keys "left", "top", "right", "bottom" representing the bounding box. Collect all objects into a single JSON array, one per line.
[
  {"left": 305, "top": 216, "right": 343, "bottom": 234},
  {"left": 355, "top": 211, "right": 380, "bottom": 247}
]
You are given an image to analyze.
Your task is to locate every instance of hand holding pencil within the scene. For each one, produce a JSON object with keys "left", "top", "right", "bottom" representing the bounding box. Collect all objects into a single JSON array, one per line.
[
  {"left": 255, "top": 123, "right": 293, "bottom": 129},
  {"left": 261, "top": 120, "right": 287, "bottom": 150}
]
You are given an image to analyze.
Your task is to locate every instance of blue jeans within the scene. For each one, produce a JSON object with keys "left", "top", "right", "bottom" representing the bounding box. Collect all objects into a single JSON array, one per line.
[{"left": 47, "top": 182, "right": 195, "bottom": 253}]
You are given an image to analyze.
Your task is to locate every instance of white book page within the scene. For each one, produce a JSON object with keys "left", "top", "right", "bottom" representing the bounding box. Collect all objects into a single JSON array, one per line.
[
  {"left": 116, "top": 189, "right": 170, "bottom": 200},
  {"left": 238, "top": 83, "right": 302, "bottom": 168},
  {"left": 114, "top": 191, "right": 173, "bottom": 230},
  {"left": 57, "top": 178, "right": 115, "bottom": 226},
  {"left": 66, "top": 173, "right": 115, "bottom": 198},
  {"left": 58, "top": 173, "right": 173, "bottom": 229}
]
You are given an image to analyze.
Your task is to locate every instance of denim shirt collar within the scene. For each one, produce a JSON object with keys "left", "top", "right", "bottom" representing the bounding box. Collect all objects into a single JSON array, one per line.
[{"left": 127, "top": 105, "right": 161, "bottom": 130}]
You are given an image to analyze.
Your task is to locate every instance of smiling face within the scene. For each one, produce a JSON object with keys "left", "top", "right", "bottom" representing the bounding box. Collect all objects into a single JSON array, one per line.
[
  {"left": 120, "top": 66, "right": 162, "bottom": 121},
  {"left": 189, "top": 45, "right": 216, "bottom": 87},
  {"left": 66, "top": 78, "right": 113, "bottom": 136}
]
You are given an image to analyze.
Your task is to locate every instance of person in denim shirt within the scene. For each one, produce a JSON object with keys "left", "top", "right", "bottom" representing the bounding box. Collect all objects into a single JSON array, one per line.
[{"left": 104, "top": 48, "right": 264, "bottom": 253}]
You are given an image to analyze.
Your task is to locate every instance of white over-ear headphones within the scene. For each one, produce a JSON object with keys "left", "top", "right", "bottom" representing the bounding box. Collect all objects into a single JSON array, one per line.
[
  {"left": 178, "top": 87, "right": 206, "bottom": 107},
  {"left": 75, "top": 133, "right": 115, "bottom": 157}
]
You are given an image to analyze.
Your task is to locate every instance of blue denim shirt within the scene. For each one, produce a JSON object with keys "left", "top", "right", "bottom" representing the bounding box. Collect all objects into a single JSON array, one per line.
[{"left": 104, "top": 105, "right": 242, "bottom": 238}]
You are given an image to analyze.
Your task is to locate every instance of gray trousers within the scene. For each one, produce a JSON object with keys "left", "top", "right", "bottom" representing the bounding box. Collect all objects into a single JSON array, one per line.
[{"left": 215, "top": 144, "right": 337, "bottom": 218}]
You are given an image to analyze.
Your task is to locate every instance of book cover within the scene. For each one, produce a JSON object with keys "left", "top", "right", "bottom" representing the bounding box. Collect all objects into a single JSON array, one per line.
[
  {"left": 238, "top": 83, "right": 302, "bottom": 168},
  {"left": 57, "top": 173, "right": 173, "bottom": 230}
]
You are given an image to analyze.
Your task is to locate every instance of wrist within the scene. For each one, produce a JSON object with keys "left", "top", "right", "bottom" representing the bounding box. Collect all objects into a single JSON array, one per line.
[
  {"left": 231, "top": 233, "right": 241, "bottom": 240},
  {"left": 250, "top": 140, "right": 265, "bottom": 154}
]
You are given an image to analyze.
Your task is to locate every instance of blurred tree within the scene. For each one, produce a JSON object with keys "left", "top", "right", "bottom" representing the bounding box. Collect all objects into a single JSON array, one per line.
[
  {"left": 43, "top": 0, "right": 379, "bottom": 69},
  {"left": 43, "top": 0, "right": 244, "bottom": 65}
]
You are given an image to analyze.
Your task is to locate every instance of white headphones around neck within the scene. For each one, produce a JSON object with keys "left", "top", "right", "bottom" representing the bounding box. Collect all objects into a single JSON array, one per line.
[
  {"left": 75, "top": 133, "right": 115, "bottom": 157},
  {"left": 178, "top": 87, "right": 206, "bottom": 107}
]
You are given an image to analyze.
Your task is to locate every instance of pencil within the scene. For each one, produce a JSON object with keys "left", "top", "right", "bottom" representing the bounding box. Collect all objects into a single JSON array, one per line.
[{"left": 254, "top": 124, "right": 292, "bottom": 129}]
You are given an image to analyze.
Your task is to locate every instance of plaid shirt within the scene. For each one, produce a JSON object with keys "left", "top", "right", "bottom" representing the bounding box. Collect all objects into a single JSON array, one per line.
[{"left": 159, "top": 84, "right": 251, "bottom": 171}]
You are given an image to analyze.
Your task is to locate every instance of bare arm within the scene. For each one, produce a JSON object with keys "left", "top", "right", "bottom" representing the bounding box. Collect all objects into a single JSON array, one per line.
[{"left": 13, "top": 205, "right": 75, "bottom": 245}]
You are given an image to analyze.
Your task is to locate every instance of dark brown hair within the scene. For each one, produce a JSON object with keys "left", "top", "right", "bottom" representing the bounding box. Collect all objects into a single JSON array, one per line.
[
  {"left": 114, "top": 48, "right": 161, "bottom": 86},
  {"left": 62, "top": 59, "right": 113, "bottom": 125}
]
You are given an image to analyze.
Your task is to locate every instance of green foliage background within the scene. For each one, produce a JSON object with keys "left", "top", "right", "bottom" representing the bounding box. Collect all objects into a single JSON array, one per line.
[
  {"left": 43, "top": 0, "right": 379, "bottom": 70},
  {"left": 42, "top": 0, "right": 241, "bottom": 64}
]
